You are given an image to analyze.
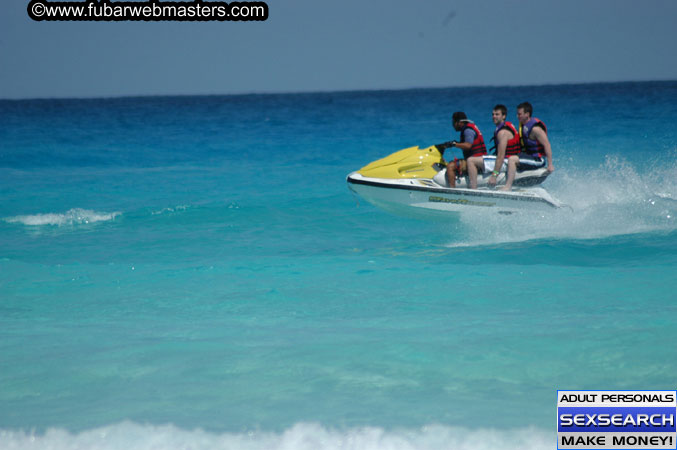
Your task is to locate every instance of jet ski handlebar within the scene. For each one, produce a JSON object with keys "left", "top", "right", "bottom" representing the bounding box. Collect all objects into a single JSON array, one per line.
[{"left": 434, "top": 141, "right": 457, "bottom": 154}]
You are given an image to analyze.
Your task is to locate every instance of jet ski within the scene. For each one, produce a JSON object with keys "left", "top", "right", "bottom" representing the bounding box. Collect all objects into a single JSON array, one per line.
[{"left": 347, "top": 145, "right": 564, "bottom": 215}]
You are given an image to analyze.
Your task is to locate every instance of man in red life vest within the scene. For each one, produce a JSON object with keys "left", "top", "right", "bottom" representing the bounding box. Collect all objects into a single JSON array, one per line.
[
  {"left": 487, "top": 104, "right": 522, "bottom": 190},
  {"left": 515, "top": 102, "right": 555, "bottom": 179},
  {"left": 443, "top": 111, "right": 487, "bottom": 188}
]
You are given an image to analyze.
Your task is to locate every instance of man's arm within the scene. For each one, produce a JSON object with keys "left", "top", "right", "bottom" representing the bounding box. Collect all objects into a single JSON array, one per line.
[
  {"left": 531, "top": 126, "right": 554, "bottom": 172},
  {"left": 454, "top": 141, "right": 472, "bottom": 152},
  {"left": 488, "top": 129, "right": 509, "bottom": 186},
  {"left": 453, "top": 128, "right": 475, "bottom": 153},
  {"left": 494, "top": 129, "right": 510, "bottom": 171}
]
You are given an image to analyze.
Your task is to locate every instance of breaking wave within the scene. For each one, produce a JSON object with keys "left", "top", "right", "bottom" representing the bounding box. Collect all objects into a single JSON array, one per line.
[
  {"left": 3, "top": 208, "right": 121, "bottom": 226},
  {"left": 0, "top": 422, "right": 551, "bottom": 450}
]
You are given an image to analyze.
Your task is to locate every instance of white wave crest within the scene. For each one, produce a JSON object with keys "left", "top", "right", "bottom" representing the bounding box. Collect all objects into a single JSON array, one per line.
[
  {"left": 0, "top": 422, "right": 551, "bottom": 450},
  {"left": 3, "top": 208, "right": 121, "bottom": 226}
]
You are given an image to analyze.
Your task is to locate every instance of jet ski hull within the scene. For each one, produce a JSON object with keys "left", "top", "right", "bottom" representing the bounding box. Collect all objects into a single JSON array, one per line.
[{"left": 347, "top": 172, "right": 563, "bottom": 214}]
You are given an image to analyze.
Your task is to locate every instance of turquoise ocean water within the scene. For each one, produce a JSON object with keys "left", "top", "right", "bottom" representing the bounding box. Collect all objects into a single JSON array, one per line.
[{"left": 1, "top": 82, "right": 676, "bottom": 449}]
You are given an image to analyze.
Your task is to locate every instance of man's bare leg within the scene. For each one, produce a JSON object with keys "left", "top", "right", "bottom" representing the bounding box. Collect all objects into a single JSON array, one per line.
[
  {"left": 446, "top": 162, "right": 457, "bottom": 188},
  {"left": 466, "top": 156, "right": 484, "bottom": 189},
  {"left": 500, "top": 155, "right": 519, "bottom": 191}
]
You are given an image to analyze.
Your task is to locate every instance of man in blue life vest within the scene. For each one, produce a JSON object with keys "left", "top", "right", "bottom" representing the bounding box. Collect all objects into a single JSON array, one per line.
[
  {"left": 443, "top": 111, "right": 487, "bottom": 188},
  {"left": 487, "top": 104, "right": 522, "bottom": 190},
  {"left": 515, "top": 102, "right": 555, "bottom": 177}
]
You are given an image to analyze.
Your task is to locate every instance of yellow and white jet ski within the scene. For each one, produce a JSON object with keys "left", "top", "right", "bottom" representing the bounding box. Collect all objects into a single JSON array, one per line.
[{"left": 347, "top": 145, "right": 563, "bottom": 215}]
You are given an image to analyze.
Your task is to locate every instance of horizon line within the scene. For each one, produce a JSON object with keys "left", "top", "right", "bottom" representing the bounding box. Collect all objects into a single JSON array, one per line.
[{"left": 2, "top": 78, "right": 675, "bottom": 102}]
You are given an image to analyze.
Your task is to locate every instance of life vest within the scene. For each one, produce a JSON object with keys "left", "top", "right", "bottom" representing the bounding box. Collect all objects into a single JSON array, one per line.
[
  {"left": 520, "top": 118, "right": 547, "bottom": 156},
  {"left": 493, "top": 121, "right": 521, "bottom": 157},
  {"left": 460, "top": 121, "right": 487, "bottom": 159}
]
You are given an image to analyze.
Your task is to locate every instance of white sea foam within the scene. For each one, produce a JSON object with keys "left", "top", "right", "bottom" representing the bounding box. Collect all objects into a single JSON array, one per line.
[
  {"left": 444, "top": 156, "right": 677, "bottom": 247},
  {"left": 3, "top": 208, "right": 121, "bottom": 226},
  {"left": 151, "top": 205, "right": 190, "bottom": 215},
  {"left": 0, "top": 422, "right": 551, "bottom": 450}
]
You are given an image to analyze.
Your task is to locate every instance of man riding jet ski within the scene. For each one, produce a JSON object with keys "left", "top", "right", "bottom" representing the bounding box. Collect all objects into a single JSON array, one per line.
[{"left": 433, "top": 105, "right": 554, "bottom": 190}]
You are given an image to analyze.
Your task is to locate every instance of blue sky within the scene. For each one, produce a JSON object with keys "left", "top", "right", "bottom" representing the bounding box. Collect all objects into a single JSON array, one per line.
[{"left": 1, "top": 0, "right": 676, "bottom": 99}]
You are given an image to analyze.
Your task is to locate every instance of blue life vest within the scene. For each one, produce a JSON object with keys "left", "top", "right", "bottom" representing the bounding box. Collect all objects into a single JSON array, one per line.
[{"left": 520, "top": 118, "right": 547, "bottom": 155}]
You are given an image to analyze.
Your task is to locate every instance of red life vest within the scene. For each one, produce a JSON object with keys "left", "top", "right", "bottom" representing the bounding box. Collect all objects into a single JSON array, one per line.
[
  {"left": 494, "top": 121, "right": 521, "bottom": 157},
  {"left": 460, "top": 121, "right": 487, "bottom": 158}
]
